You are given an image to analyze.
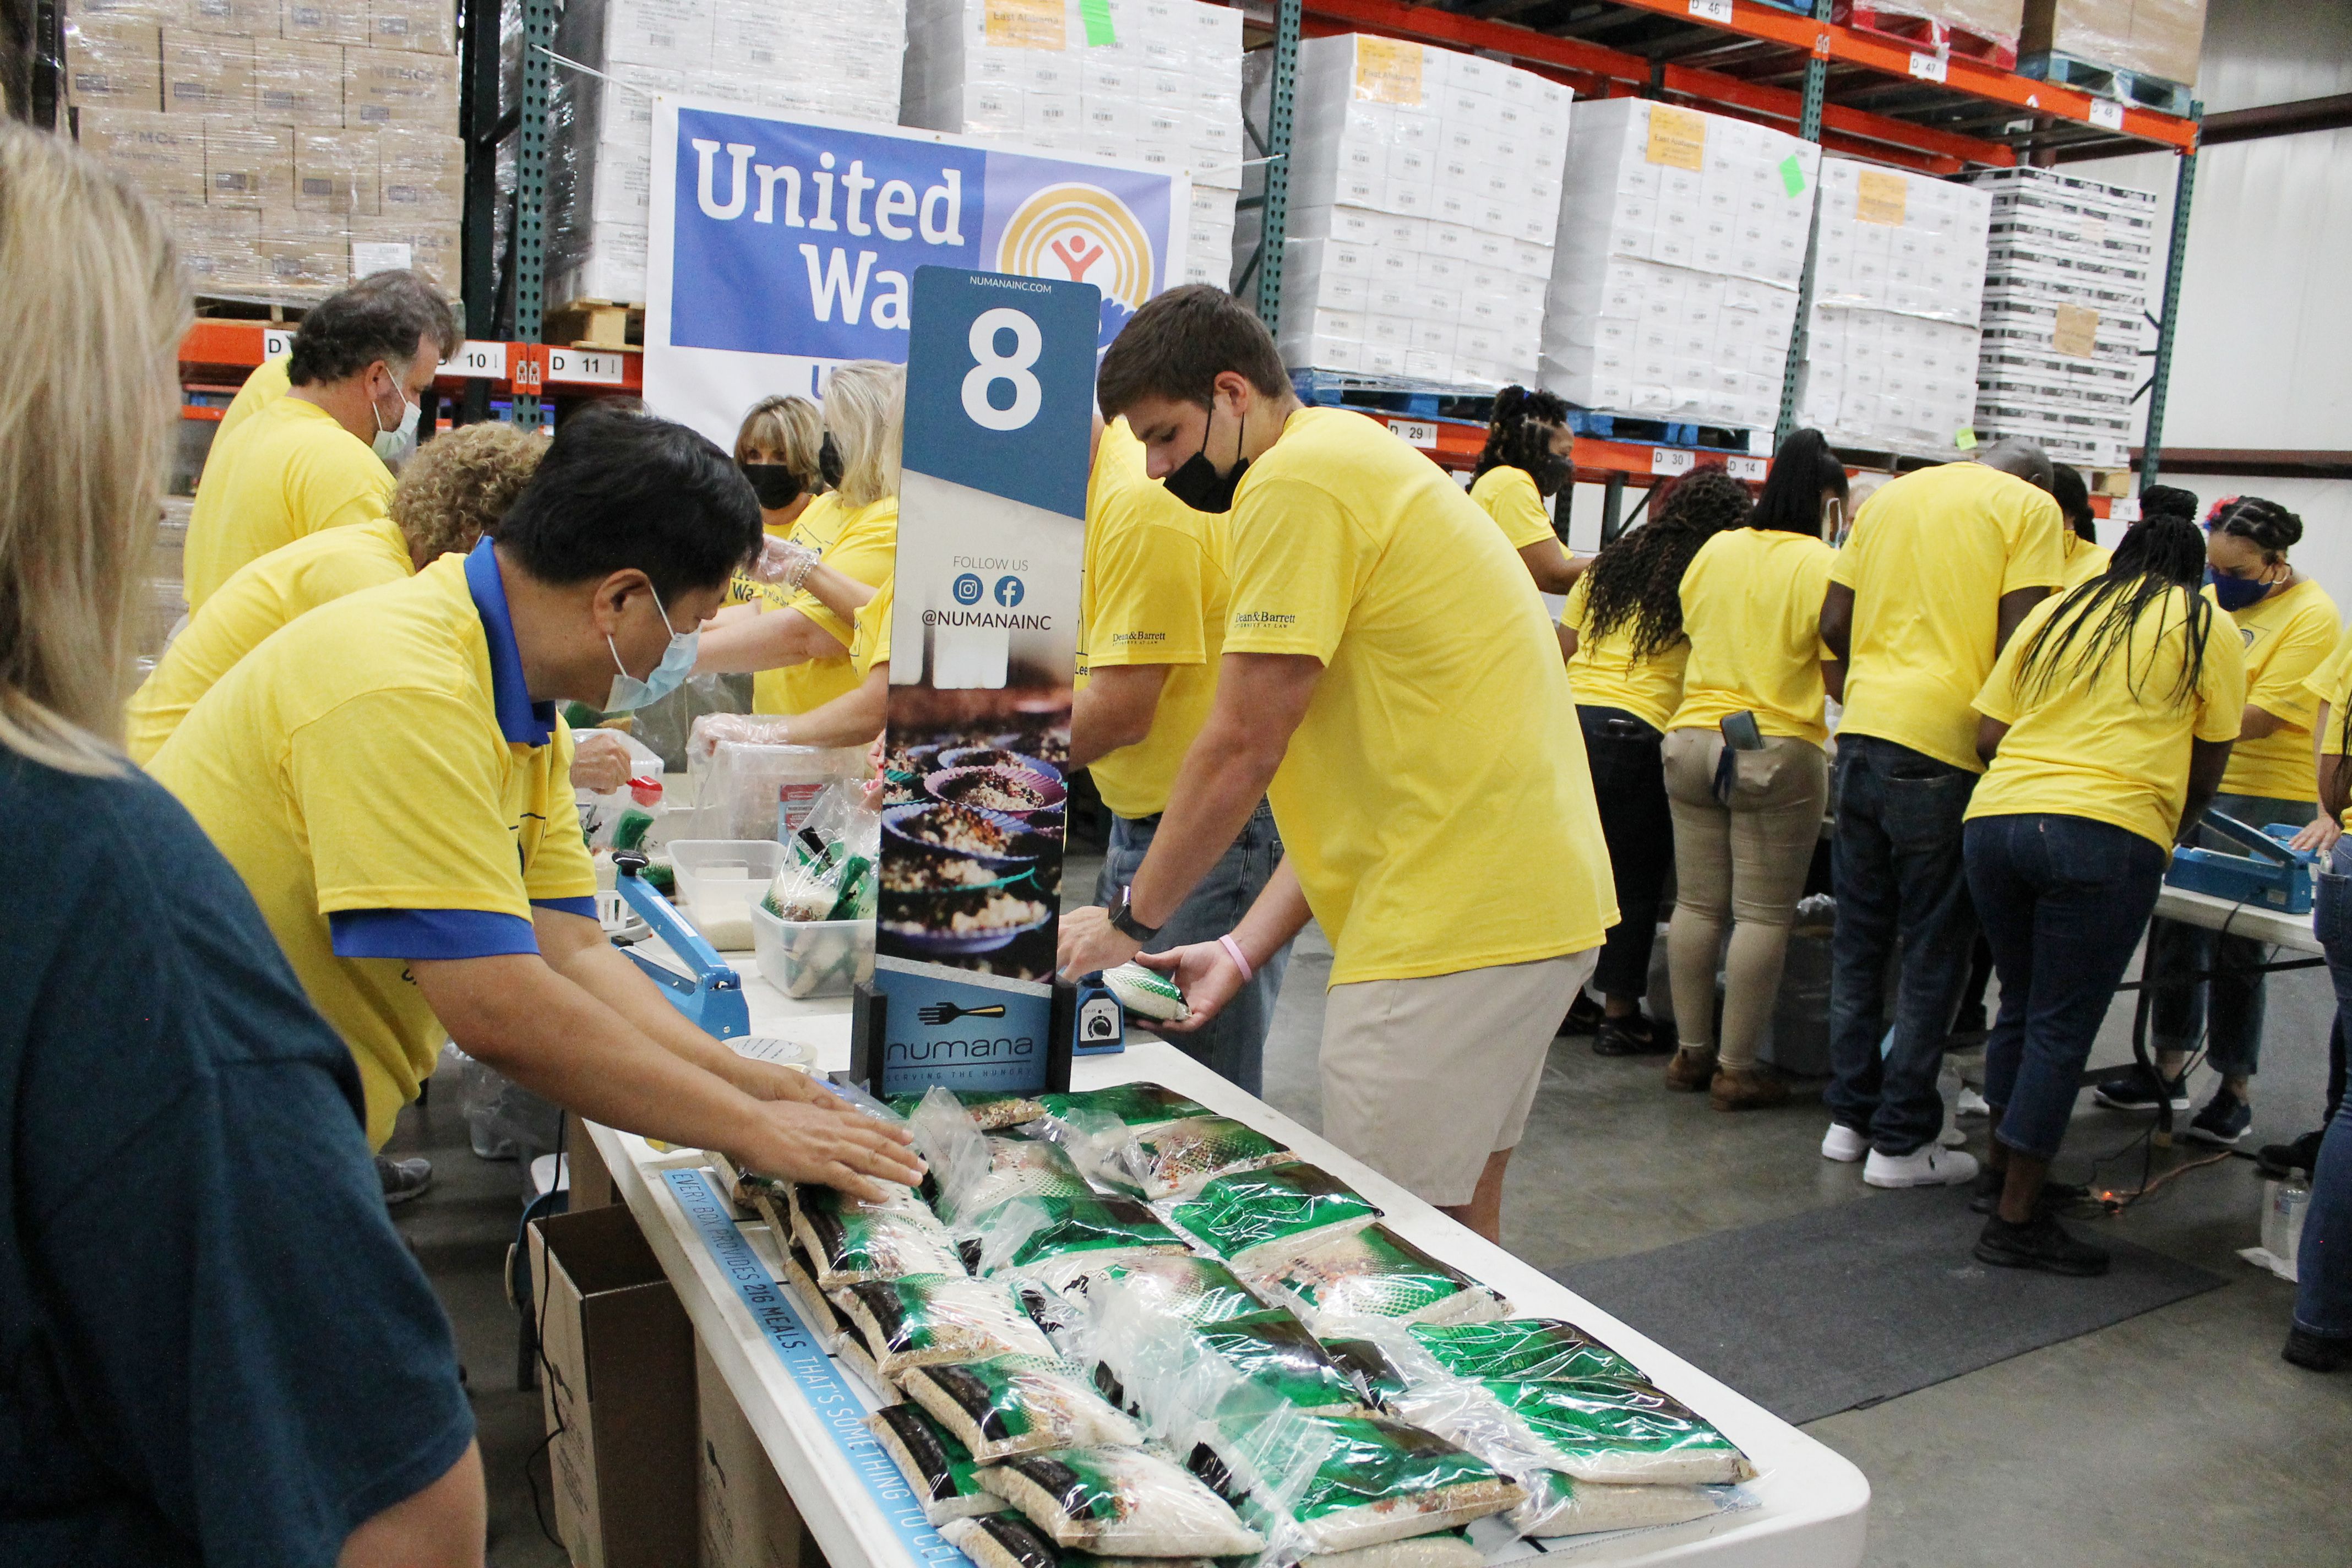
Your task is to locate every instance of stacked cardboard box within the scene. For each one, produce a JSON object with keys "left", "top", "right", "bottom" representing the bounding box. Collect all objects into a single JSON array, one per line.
[
  {"left": 1795, "top": 157, "right": 1990, "bottom": 457},
  {"left": 1539, "top": 98, "right": 1818, "bottom": 434},
  {"left": 2022, "top": 0, "right": 2204, "bottom": 88},
  {"left": 1965, "top": 165, "right": 2153, "bottom": 470},
  {"left": 67, "top": 0, "right": 462, "bottom": 299},
  {"left": 900, "top": 0, "right": 1243, "bottom": 288},
  {"left": 1248, "top": 32, "right": 1569, "bottom": 388},
  {"left": 546, "top": 0, "right": 907, "bottom": 307}
]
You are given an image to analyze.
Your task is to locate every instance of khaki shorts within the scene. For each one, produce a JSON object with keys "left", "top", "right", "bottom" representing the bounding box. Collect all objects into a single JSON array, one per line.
[{"left": 1320, "top": 951, "right": 1597, "bottom": 1207}]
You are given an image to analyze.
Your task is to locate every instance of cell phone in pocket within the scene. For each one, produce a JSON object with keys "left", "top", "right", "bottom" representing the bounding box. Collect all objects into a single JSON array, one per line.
[{"left": 1720, "top": 710, "right": 1765, "bottom": 751}]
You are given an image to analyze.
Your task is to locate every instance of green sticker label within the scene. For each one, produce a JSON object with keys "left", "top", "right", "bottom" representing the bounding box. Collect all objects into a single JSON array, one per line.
[
  {"left": 1779, "top": 155, "right": 1806, "bottom": 197},
  {"left": 1080, "top": 0, "right": 1115, "bottom": 46},
  {"left": 1954, "top": 427, "right": 1978, "bottom": 450}
]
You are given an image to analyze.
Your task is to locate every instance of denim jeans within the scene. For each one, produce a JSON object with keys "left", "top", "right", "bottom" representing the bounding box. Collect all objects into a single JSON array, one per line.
[
  {"left": 1577, "top": 705, "right": 1673, "bottom": 1000},
  {"left": 1966, "top": 813, "right": 2168, "bottom": 1162},
  {"left": 2297, "top": 839, "right": 2352, "bottom": 1337},
  {"left": 1095, "top": 800, "right": 1291, "bottom": 1096},
  {"left": 1825, "top": 734, "right": 1983, "bottom": 1155},
  {"left": 2146, "top": 790, "right": 2314, "bottom": 1080}
]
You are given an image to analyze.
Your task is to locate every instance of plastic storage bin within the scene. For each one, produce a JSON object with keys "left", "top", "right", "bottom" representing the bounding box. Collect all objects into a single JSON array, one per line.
[
  {"left": 668, "top": 840, "right": 787, "bottom": 928},
  {"left": 750, "top": 902, "right": 875, "bottom": 999}
]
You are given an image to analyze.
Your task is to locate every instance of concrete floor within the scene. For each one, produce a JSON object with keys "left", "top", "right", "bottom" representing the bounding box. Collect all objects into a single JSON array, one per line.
[{"left": 401, "top": 863, "right": 2351, "bottom": 1567}]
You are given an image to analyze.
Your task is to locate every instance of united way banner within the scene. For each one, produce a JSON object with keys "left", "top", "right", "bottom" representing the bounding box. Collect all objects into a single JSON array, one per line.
[{"left": 643, "top": 99, "right": 1186, "bottom": 445}]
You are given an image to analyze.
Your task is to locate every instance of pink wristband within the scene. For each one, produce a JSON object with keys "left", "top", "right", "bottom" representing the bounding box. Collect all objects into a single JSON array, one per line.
[{"left": 1218, "top": 934, "right": 1254, "bottom": 983}]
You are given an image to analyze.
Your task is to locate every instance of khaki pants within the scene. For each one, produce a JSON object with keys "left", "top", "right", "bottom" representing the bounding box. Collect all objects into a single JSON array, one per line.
[
  {"left": 1321, "top": 950, "right": 1596, "bottom": 1206},
  {"left": 1662, "top": 728, "right": 1828, "bottom": 1070}
]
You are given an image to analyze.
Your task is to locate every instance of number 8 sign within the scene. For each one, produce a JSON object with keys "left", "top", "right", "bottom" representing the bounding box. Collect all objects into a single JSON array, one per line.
[{"left": 962, "top": 308, "right": 1044, "bottom": 432}]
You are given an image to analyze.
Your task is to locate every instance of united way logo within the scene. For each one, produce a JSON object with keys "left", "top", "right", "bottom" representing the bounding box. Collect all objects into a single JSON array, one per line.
[{"left": 997, "top": 182, "right": 1154, "bottom": 341}]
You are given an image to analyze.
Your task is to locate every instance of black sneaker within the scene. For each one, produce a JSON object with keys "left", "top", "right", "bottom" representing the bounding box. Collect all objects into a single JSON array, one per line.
[
  {"left": 1593, "top": 1012, "right": 1676, "bottom": 1057},
  {"left": 2283, "top": 1327, "right": 2352, "bottom": 1373},
  {"left": 1968, "top": 1166, "right": 2091, "bottom": 1216},
  {"left": 2256, "top": 1129, "right": 2327, "bottom": 1179},
  {"left": 378, "top": 1155, "right": 434, "bottom": 1207},
  {"left": 1974, "top": 1211, "right": 2111, "bottom": 1276},
  {"left": 1559, "top": 991, "right": 1605, "bottom": 1037},
  {"left": 2091, "top": 1064, "right": 2189, "bottom": 1112},
  {"left": 2185, "top": 1089, "right": 2253, "bottom": 1146}
]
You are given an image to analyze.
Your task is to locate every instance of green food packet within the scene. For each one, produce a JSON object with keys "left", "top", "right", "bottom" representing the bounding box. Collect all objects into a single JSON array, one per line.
[
  {"left": 613, "top": 807, "right": 655, "bottom": 852},
  {"left": 938, "top": 1137, "right": 1096, "bottom": 1229},
  {"left": 1193, "top": 1309, "right": 1364, "bottom": 1415},
  {"left": 978, "top": 1446, "right": 1265, "bottom": 1556},
  {"left": 868, "top": 1404, "right": 999, "bottom": 1524},
  {"left": 972, "top": 1195, "right": 1191, "bottom": 1284},
  {"left": 1129, "top": 1116, "right": 1293, "bottom": 1199},
  {"left": 899, "top": 1354, "right": 1143, "bottom": 1463},
  {"left": 1170, "top": 1162, "right": 1379, "bottom": 1269},
  {"left": 1484, "top": 1378, "right": 1749, "bottom": 1485},
  {"left": 1259, "top": 1226, "right": 1505, "bottom": 1330},
  {"left": 1067, "top": 1252, "right": 1266, "bottom": 1326},
  {"left": 1407, "top": 1319, "right": 1645, "bottom": 1385},
  {"left": 1208, "top": 1413, "right": 1523, "bottom": 1554},
  {"left": 1511, "top": 1469, "right": 1720, "bottom": 1538},
  {"left": 887, "top": 1087, "right": 1048, "bottom": 1131},
  {"left": 1319, "top": 1335, "right": 1412, "bottom": 1412},
  {"left": 1033, "top": 1083, "right": 1210, "bottom": 1130},
  {"left": 791, "top": 1186, "right": 962, "bottom": 1288},
  {"left": 835, "top": 1273, "right": 1056, "bottom": 1379},
  {"left": 940, "top": 1512, "right": 1235, "bottom": 1568}
]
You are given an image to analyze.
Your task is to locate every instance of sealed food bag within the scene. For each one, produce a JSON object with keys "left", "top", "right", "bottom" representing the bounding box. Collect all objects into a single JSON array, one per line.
[
  {"left": 977, "top": 1446, "right": 1266, "bottom": 1556},
  {"left": 778, "top": 1239, "right": 848, "bottom": 1339},
  {"left": 1252, "top": 1227, "right": 1507, "bottom": 1331},
  {"left": 1035, "top": 1084, "right": 1211, "bottom": 1133},
  {"left": 1196, "top": 1410, "right": 1524, "bottom": 1555},
  {"left": 1061, "top": 1253, "right": 1267, "bottom": 1328},
  {"left": 1507, "top": 1469, "right": 1720, "bottom": 1538},
  {"left": 900, "top": 1353, "right": 1145, "bottom": 1463},
  {"left": 941, "top": 1512, "right": 1229, "bottom": 1568},
  {"left": 1405, "top": 1320, "right": 1646, "bottom": 1386},
  {"left": 913, "top": 1087, "right": 1095, "bottom": 1230},
  {"left": 1303, "top": 1528, "right": 1484, "bottom": 1568},
  {"left": 1168, "top": 1162, "right": 1381, "bottom": 1271},
  {"left": 793, "top": 1185, "right": 965, "bottom": 1289},
  {"left": 834, "top": 1274, "right": 1057, "bottom": 1380},
  {"left": 890, "top": 1086, "right": 1049, "bottom": 1131},
  {"left": 967, "top": 1195, "right": 1193, "bottom": 1292},
  {"left": 1319, "top": 1336, "right": 1413, "bottom": 1414},
  {"left": 1101, "top": 962, "right": 1190, "bottom": 1023},
  {"left": 1190, "top": 1310, "right": 1368, "bottom": 1417},
  {"left": 1125, "top": 1116, "right": 1293, "bottom": 1200},
  {"left": 868, "top": 1404, "right": 1001, "bottom": 1525},
  {"left": 1479, "top": 1378, "right": 1749, "bottom": 1487}
]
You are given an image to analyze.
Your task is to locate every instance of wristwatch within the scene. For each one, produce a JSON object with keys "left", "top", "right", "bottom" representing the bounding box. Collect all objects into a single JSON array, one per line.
[{"left": 1108, "top": 886, "right": 1161, "bottom": 944}]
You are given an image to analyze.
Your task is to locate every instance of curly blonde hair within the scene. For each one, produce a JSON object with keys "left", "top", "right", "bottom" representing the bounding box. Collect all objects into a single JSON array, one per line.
[{"left": 388, "top": 421, "right": 548, "bottom": 563}]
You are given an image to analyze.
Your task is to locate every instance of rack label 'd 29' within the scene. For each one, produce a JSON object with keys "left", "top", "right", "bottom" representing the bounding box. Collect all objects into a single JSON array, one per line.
[{"left": 665, "top": 1168, "right": 964, "bottom": 1567}]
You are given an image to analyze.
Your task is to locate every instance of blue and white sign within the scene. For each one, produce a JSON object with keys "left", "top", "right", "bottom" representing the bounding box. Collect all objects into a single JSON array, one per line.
[{"left": 643, "top": 100, "right": 1186, "bottom": 447}]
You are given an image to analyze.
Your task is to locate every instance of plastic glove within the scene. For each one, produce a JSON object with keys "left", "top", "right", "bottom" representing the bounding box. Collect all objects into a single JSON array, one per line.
[{"left": 748, "top": 535, "right": 820, "bottom": 590}]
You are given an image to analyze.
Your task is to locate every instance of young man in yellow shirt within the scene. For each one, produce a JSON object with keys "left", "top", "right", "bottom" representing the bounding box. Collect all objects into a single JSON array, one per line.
[
  {"left": 150, "top": 412, "right": 921, "bottom": 1201},
  {"left": 1060, "top": 287, "right": 1618, "bottom": 1242},
  {"left": 1817, "top": 440, "right": 2065, "bottom": 1189},
  {"left": 1071, "top": 414, "right": 1291, "bottom": 1096},
  {"left": 183, "top": 270, "right": 459, "bottom": 610}
]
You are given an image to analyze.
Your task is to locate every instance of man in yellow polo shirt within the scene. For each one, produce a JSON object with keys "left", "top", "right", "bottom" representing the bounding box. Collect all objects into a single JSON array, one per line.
[
  {"left": 1817, "top": 441, "right": 2064, "bottom": 1188},
  {"left": 1060, "top": 287, "right": 1617, "bottom": 1242},
  {"left": 183, "top": 270, "right": 459, "bottom": 609},
  {"left": 1071, "top": 414, "right": 1291, "bottom": 1096},
  {"left": 151, "top": 412, "right": 921, "bottom": 1200}
]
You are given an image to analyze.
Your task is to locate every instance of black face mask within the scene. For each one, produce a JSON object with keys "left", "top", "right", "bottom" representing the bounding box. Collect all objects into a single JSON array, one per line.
[
  {"left": 1529, "top": 450, "right": 1572, "bottom": 498},
  {"left": 817, "top": 432, "right": 844, "bottom": 490},
  {"left": 1162, "top": 404, "right": 1249, "bottom": 514},
  {"left": 741, "top": 462, "right": 804, "bottom": 510}
]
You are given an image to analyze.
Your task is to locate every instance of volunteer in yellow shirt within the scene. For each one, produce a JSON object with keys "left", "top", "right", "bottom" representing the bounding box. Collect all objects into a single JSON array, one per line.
[
  {"left": 1819, "top": 441, "right": 2065, "bottom": 1186},
  {"left": 150, "top": 412, "right": 922, "bottom": 1197},
  {"left": 1964, "top": 511, "right": 2245, "bottom": 1277},
  {"left": 1559, "top": 464, "right": 1757, "bottom": 1057},
  {"left": 709, "top": 393, "right": 830, "bottom": 614},
  {"left": 2114, "top": 496, "right": 2339, "bottom": 1142},
  {"left": 694, "top": 363, "right": 901, "bottom": 715},
  {"left": 750, "top": 576, "right": 896, "bottom": 749},
  {"left": 1070, "top": 415, "right": 1290, "bottom": 1096},
  {"left": 214, "top": 351, "right": 290, "bottom": 444},
  {"left": 127, "top": 420, "right": 546, "bottom": 764},
  {"left": 1467, "top": 385, "right": 1587, "bottom": 594},
  {"left": 1658, "top": 467, "right": 1840, "bottom": 1113},
  {"left": 182, "top": 273, "right": 460, "bottom": 609},
  {"left": 1061, "top": 286, "right": 1615, "bottom": 1240}
]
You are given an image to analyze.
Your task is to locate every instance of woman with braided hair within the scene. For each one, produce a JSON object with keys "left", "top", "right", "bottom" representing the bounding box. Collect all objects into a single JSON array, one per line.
[
  {"left": 1560, "top": 466, "right": 1752, "bottom": 1055},
  {"left": 1469, "top": 384, "right": 1588, "bottom": 594},
  {"left": 1963, "top": 511, "right": 2246, "bottom": 1274}
]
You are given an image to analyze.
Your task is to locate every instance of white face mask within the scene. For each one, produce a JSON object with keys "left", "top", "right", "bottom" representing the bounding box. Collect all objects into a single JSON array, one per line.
[{"left": 371, "top": 368, "right": 421, "bottom": 466}]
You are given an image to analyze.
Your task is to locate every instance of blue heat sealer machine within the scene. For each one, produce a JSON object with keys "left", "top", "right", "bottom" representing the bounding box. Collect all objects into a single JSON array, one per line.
[
  {"left": 611, "top": 850, "right": 750, "bottom": 1039},
  {"left": 2164, "top": 812, "right": 2317, "bottom": 914}
]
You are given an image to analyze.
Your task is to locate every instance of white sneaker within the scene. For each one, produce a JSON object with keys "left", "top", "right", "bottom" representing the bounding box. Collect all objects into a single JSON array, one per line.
[
  {"left": 1958, "top": 1087, "right": 1990, "bottom": 1119},
  {"left": 1822, "top": 1121, "right": 1870, "bottom": 1162},
  {"left": 1864, "top": 1145, "right": 1981, "bottom": 1189}
]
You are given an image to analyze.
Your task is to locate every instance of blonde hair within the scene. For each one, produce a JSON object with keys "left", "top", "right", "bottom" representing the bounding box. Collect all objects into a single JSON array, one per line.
[
  {"left": 0, "top": 124, "right": 188, "bottom": 776},
  {"left": 389, "top": 421, "right": 549, "bottom": 563},
  {"left": 822, "top": 361, "right": 905, "bottom": 510},
  {"left": 734, "top": 394, "right": 826, "bottom": 491}
]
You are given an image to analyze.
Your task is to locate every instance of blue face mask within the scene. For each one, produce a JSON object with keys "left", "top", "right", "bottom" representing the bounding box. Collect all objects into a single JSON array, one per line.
[
  {"left": 2206, "top": 565, "right": 2272, "bottom": 613},
  {"left": 605, "top": 586, "right": 698, "bottom": 711}
]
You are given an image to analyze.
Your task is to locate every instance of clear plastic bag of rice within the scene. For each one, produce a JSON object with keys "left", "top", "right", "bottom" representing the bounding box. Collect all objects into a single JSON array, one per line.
[
  {"left": 899, "top": 1353, "right": 1144, "bottom": 1463},
  {"left": 940, "top": 1511, "right": 1230, "bottom": 1568},
  {"left": 1476, "top": 1378, "right": 1750, "bottom": 1486},
  {"left": 1124, "top": 1117, "right": 1294, "bottom": 1200},
  {"left": 867, "top": 1403, "right": 1001, "bottom": 1524},
  {"left": 967, "top": 1194, "right": 1193, "bottom": 1293},
  {"left": 1403, "top": 1319, "right": 1646, "bottom": 1385},
  {"left": 1193, "top": 1409, "right": 1524, "bottom": 1556},
  {"left": 833, "top": 1273, "right": 1057, "bottom": 1380},
  {"left": 1065, "top": 1253, "right": 1267, "bottom": 1329},
  {"left": 1167, "top": 1162, "right": 1380, "bottom": 1271},
  {"left": 1319, "top": 1336, "right": 1413, "bottom": 1413},
  {"left": 913, "top": 1088, "right": 1097, "bottom": 1231},
  {"left": 777, "top": 1239, "right": 850, "bottom": 1342},
  {"left": 1035, "top": 1084, "right": 1211, "bottom": 1135},
  {"left": 890, "top": 1086, "right": 1048, "bottom": 1131},
  {"left": 1249, "top": 1226, "right": 1507, "bottom": 1331},
  {"left": 793, "top": 1184, "right": 965, "bottom": 1289},
  {"left": 1507, "top": 1469, "right": 1722, "bottom": 1538},
  {"left": 1302, "top": 1528, "right": 1485, "bottom": 1568},
  {"left": 977, "top": 1446, "right": 1265, "bottom": 1556},
  {"left": 1188, "top": 1310, "right": 1368, "bottom": 1417}
]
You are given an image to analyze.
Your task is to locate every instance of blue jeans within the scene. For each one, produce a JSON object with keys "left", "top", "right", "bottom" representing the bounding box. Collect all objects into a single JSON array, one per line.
[
  {"left": 1577, "top": 705, "right": 1673, "bottom": 1000},
  {"left": 2146, "top": 790, "right": 2313, "bottom": 1080},
  {"left": 1966, "top": 813, "right": 2168, "bottom": 1162},
  {"left": 1095, "top": 801, "right": 1291, "bottom": 1096},
  {"left": 1826, "top": 735, "right": 1982, "bottom": 1156},
  {"left": 2300, "top": 841, "right": 2352, "bottom": 1337}
]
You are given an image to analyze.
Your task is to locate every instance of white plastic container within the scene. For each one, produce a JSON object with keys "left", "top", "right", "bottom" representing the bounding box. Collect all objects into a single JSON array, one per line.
[
  {"left": 750, "top": 902, "right": 875, "bottom": 999},
  {"left": 668, "top": 840, "right": 787, "bottom": 929}
]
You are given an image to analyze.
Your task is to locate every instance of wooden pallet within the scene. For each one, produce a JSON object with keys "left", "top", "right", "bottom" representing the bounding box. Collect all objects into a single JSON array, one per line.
[
  {"left": 544, "top": 297, "right": 644, "bottom": 350},
  {"left": 1833, "top": 2, "right": 2019, "bottom": 69},
  {"left": 192, "top": 291, "right": 319, "bottom": 322},
  {"left": 2018, "top": 50, "right": 2196, "bottom": 116}
]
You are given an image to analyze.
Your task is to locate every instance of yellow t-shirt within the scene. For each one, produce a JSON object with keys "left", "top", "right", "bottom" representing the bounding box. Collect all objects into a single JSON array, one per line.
[
  {"left": 755, "top": 494, "right": 899, "bottom": 716},
  {"left": 1831, "top": 461, "right": 2067, "bottom": 772},
  {"left": 2061, "top": 535, "right": 2112, "bottom": 590},
  {"left": 215, "top": 351, "right": 292, "bottom": 444},
  {"left": 1968, "top": 585, "right": 2247, "bottom": 850},
  {"left": 2302, "top": 626, "right": 2352, "bottom": 823},
  {"left": 148, "top": 549, "right": 598, "bottom": 1148},
  {"left": 722, "top": 495, "right": 830, "bottom": 613},
  {"left": 851, "top": 577, "right": 894, "bottom": 679},
  {"left": 184, "top": 395, "right": 395, "bottom": 611},
  {"left": 1669, "top": 527, "right": 1838, "bottom": 745},
  {"left": 2215, "top": 576, "right": 2339, "bottom": 802},
  {"left": 1468, "top": 465, "right": 1556, "bottom": 552},
  {"left": 1076, "top": 418, "right": 1232, "bottom": 820},
  {"left": 125, "top": 515, "right": 413, "bottom": 765},
  {"left": 1222, "top": 407, "right": 1616, "bottom": 985},
  {"left": 1561, "top": 570, "right": 1688, "bottom": 733}
]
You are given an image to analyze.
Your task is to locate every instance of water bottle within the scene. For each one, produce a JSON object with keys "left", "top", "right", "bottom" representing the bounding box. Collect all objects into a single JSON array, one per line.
[
  {"left": 2262, "top": 1178, "right": 2288, "bottom": 1257},
  {"left": 2278, "top": 1177, "right": 2312, "bottom": 1276}
]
